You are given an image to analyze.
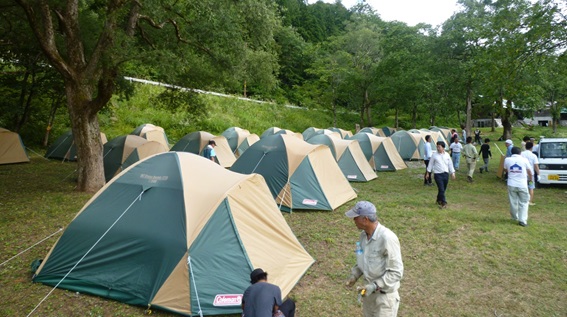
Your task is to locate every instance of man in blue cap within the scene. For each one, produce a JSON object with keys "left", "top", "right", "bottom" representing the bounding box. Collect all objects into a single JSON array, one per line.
[{"left": 345, "top": 201, "right": 404, "bottom": 317}]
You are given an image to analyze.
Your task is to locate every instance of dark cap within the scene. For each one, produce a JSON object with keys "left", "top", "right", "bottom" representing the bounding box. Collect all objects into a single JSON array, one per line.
[
  {"left": 250, "top": 268, "right": 267, "bottom": 283},
  {"left": 345, "top": 201, "right": 377, "bottom": 218},
  {"left": 208, "top": 140, "right": 216, "bottom": 146}
]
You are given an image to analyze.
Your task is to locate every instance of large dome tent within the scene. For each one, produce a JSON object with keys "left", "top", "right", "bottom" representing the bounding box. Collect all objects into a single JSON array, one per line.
[
  {"left": 231, "top": 134, "right": 357, "bottom": 212},
  {"left": 33, "top": 152, "right": 314, "bottom": 316}
]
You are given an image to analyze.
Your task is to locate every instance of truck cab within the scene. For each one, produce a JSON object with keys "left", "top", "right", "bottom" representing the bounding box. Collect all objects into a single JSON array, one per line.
[{"left": 537, "top": 137, "right": 567, "bottom": 185}]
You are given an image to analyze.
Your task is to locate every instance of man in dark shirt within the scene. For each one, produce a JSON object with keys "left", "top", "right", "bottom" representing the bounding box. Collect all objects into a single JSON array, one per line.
[
  {"left": 479, "top": 138, "right": 492, "bottom": 173},
  {"left": 242, "top": 268, "right": 295, "bottom": 317}
]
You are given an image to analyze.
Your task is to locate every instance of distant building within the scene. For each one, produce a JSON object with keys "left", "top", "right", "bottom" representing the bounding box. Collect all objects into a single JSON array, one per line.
[{"left": 523, "top": 105, "right": 567, "bottom": 127}]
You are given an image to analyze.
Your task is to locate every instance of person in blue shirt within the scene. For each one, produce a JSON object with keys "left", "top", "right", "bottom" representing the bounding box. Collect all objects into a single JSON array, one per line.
[{"left": 203, "top": 140, "right": 217, "bottom": 162}]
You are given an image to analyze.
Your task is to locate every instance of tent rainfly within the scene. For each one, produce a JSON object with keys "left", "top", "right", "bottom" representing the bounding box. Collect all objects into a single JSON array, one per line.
[
  {"left": 358, "top": 127, "right": 386, "bottom": 137},
  {"left": 301, "top": 127, "right": 340, "bottom": 141},
  {"left": 230, "top": 134, "right": 357, "bottom": 211},
  {"left": 33, "top": 152, "right": 314, "bottom": 316},
  {"left": 235, "top": 133, "right": 260, "bottom": 158},
  {"left": 45, "top": 130, "right": 107, "bottom": 161}
]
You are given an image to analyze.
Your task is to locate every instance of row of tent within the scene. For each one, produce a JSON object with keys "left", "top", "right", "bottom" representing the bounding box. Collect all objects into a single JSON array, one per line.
[
  {"left": 39, "top": 124, "right": 454, "bottom": 212},
  {"left": 7, "top": 124, "right": 455, "bottom": 316}
]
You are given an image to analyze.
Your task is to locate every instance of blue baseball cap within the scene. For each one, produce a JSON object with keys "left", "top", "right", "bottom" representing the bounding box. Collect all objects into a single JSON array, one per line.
[{"left": 345, "top": 201, "right": 377, "bottom": 218}]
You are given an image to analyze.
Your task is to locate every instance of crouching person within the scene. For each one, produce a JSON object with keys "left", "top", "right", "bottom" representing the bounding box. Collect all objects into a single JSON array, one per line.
[{"left": 242, "top": 268, "right": 295, "bottom": 317}]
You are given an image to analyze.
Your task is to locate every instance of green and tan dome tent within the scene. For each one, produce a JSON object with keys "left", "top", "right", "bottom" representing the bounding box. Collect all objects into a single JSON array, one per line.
[
  {"left": 235, "top": 133, "right": 260, "bottom": 158},
  {"left": 221, "top": 127, "right": 251, "bottom": 153},
  {"left": 306, "top": 134, "right": 377, "bottom": 182},
  {"left": 33, "top": 152, "right": 314, "bottom": 316},
  {"left": 171, "top": 131, "right": 236, "bottom": 168},
  {"left": 260, "top": 127, "right": 303, "bottom": 139},
  {"left": 131, "top": 123, "right": 170, "bottom": 149},
  {"left": 381, "top": 127, "right": 397, "bottom": 137},
  {"left": 347, "top": 133, "right": 407, "bottom": 172},
  {"left": 301, "top": 127, "right": 340, "bottom": 141},
  {"left": 0, "top": 128, "right": 29, "bottom": 164},
  {"left": 390, "top": 130, "right": 425, "bottom": 160},
  {"left": 358, "top": 127, "right": 386, "bottom": 137},
  {"left": 45, "top": 130, "right": 107, "bottom": 162},
  {"left": 230, "top": 134, "right": 357, "bottom": 212},
  {"left": 103, "top": 135, "right": 168, "bottom": 182},
  {"left": 327, "top": 127, "right": 353, "bottom": 139}
]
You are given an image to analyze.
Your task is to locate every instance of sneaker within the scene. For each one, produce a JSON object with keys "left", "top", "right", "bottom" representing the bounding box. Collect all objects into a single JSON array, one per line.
[
  {"left": 518, "top": 222, "right": 528, "bottom": 227},
  {"left": 529, "top": 202, "right": 536, "bottom": 206},
  {"left": 479, "top": 168, "right": 483, "bottom": 174},
  {"left": 467, "top": 176, "right": 473, "bottom": 183}
]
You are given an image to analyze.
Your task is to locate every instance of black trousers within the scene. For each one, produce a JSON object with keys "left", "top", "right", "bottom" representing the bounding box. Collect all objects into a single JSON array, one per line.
[
  {"left": 280, "top": 299, "right": 295, "bottom": 317},
  {"left": 434, "top": 172, "right": 449, "bottom": 204},
  {"left": 424, "top": 160, "right": 432, "bottom": 184}
]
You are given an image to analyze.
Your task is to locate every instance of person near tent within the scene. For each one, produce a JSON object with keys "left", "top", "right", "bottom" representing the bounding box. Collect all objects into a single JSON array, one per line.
[
  {"left": 449, "top": 137, "right": 462, "bottom": 170},
  {"left": 203, "top": 140, "right": 217, "bottom": 162},
  {"left": 450, "top": 129, "right": 458, "bottom": 143},
  {"left": 242, "top": 268, "right": 295, "bottom": 317},
  {"left": 479, "top": 138, "right": 492, "bottom": 173},
  {"left": 462, "top": 136, "right": 479, "bottom": 183},
  {"left": 474, "top": 129, "right": 482, "bottom": 144},
  {"left": 461, "top": 127, "right": 466, "bottom": 143},
  {"left": 423, "top": 135, "right": 433, "bottom": 186},
  {"left": 426, "top": 141, "right": 456, "bottom": 209},
  {"left": 345, "top": 201, "right": 403, "bottom": 317},
  {"left": 504, "top": 147, "right": 532, "bottom": 227}
]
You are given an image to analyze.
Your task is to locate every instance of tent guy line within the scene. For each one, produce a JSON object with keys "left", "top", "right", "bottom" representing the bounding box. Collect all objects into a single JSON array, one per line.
[
  {"left": 0, "top": 228, "right": 63, "bottom": 267},
  {"left": 27, "top": 190, "right": 147, "bottom": 317}
]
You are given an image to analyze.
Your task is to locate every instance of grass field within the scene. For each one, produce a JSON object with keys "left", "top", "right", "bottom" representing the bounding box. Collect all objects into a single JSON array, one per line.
[{"left": 1, "top": 136, "right": 566, "bottom": 317}]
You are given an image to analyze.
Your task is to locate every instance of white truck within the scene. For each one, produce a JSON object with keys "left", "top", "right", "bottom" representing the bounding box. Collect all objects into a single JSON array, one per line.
[{"left": 536, "top": 137, "right": 567, "bottom": 185}]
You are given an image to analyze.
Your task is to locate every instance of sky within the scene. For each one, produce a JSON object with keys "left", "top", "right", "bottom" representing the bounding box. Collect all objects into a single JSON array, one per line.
[{"left": 310, "top": 0, "right": 461, "bottom": 27}]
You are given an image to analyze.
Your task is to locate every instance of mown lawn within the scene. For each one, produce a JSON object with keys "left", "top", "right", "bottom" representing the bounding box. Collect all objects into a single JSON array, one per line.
[{"left": 1, "top": 139, "right": 566, "bottom": 317}]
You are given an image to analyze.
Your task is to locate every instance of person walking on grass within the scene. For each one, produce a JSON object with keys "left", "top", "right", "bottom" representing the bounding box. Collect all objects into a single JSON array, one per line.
[
  {"left": 463, "top": 136, "right": 479, "bottom": 183},
  {"left": 522, "top": 142, "right": 539, "bottom": 206},
  {"left": 504, "top": 147, "right": 532, "bottom": 227},
  {"left": 423, "top": 135, "right": 433, "bottom": 186},
  {"left": 345, "top": 201, "right": 404, "bottom": 317},
  {"left": 479, "top": 138, "right": 492, "bottom": 173},
  {"left": 426, "top": 141, "right": 456, "bottom": 209},
  {"left": 449, "top": 137, "right": 462, "bottom": 171},
  {"left": 474, "top": 128, "right": 482, "bottom": 144}
]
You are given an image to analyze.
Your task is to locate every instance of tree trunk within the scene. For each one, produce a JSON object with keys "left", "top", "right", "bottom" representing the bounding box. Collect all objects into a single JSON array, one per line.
[
  {"left": 411, "top": 104, "right": 416, "bottom": 129},
  {"left": 65, "top": 83, "right": 105, "bottom": 192},
  {"left": 501, "top": 98, "right": 513, "bottom": 140},
  {"left": 465, "top": 84, "right": 472, "bottom": 141},
  {"left": 395, "top": 108, "right": 399, "bottom": 129},
  {"left": 364, "top": 89, "right": 372, "bottom": 126}
]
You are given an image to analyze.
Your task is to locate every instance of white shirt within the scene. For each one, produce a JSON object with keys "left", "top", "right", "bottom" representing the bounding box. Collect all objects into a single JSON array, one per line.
[
  {"left": 427, "top": 151, "right": 455, "bottom": 174},
  {"left": 504, "top": 154, "right": 531, "bottom": 188},
  {"left": 424, "top": 142, "right": 432, "bottom": 160},
  {"left": 521, "top": 150, "right": 538, "bottom": 182},
  {"left": 450, "top": 142, "right": 462, "bottom": 153}
]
